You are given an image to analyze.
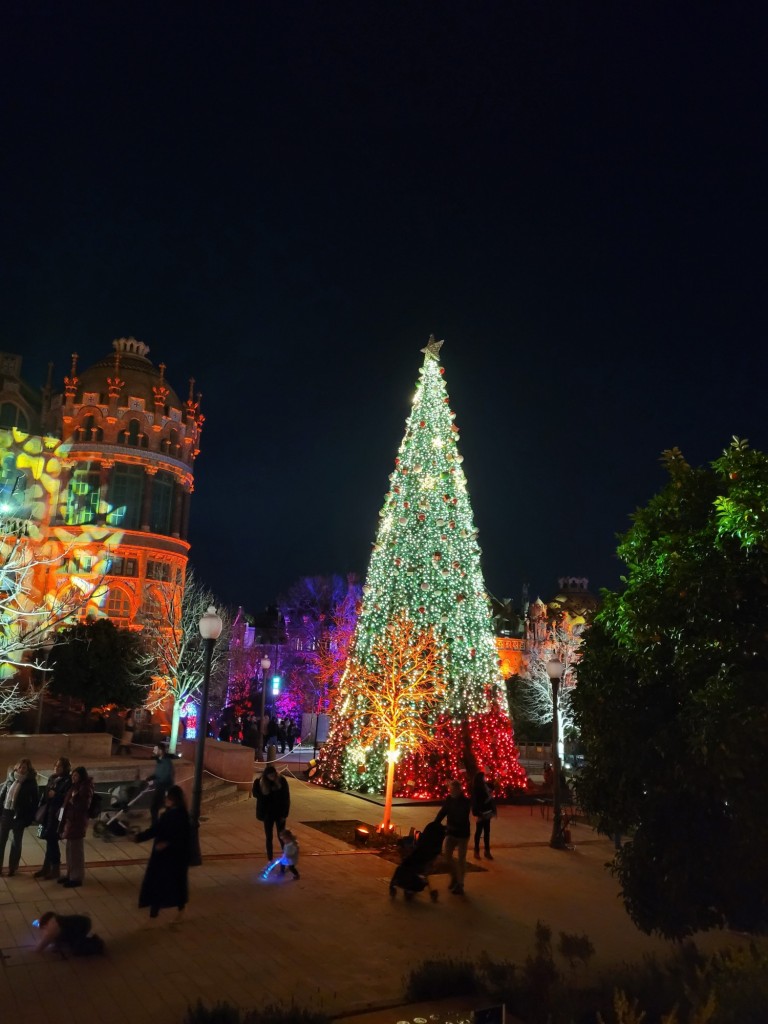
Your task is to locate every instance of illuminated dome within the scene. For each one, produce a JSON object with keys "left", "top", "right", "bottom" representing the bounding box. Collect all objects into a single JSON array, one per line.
[{"left": 76, "top": 337, "right": 182, "bottom": 410}]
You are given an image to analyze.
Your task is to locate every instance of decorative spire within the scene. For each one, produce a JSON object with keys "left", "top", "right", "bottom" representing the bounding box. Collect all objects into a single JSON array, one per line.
[
  {"left": 64, "top": 352, "right": 79, "bottom": 400},
  {"left": 187, "top": 377, "right": 195, "bottom": 402},
  {"left": 159, "top": 362, "right": 166, "bottom": 382}
]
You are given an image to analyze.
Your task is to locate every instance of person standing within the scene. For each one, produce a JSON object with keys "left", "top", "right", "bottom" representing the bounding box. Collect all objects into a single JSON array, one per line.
[
  {"left": 286, "top": 718, "right": 297, "bottom": 752},
  {"left": 435, "top": 779, "right": 471, "bottom": 895},
  {"left": 34, "top": 756, "right": 72, "bottom": 880},
  {"left": 0, "top": 758, "right": 39, "bottom": 877},
  {"left": 58, "top": 766, "right": 93, "bottom": 888},
  {"left": 147, "top": 743, "right": 175, "bottom": 826},
  {"left": 471, "top": 771, "right": 497, "bottom": 860},
  {"left": 134, "top": 784, "right": 191, "bottom": 922},
  {"left": 253, "top": 764, "right": 290, "bottom": 861}
]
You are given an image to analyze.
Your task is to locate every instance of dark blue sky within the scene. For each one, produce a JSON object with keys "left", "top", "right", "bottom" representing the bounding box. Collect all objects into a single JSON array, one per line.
[{"left": 2, "top": 2, "right": 766, "bottom": 611}]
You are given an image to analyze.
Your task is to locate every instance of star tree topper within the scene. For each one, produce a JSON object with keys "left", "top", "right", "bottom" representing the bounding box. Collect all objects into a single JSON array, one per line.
[{"left": 420, "top": 335, "right": 444, "bottom": 360}]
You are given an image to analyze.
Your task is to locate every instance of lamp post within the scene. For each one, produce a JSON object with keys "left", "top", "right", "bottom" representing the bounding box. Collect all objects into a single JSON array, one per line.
[
  {"left": 190, "top": 605, "right": 223, "bottom": 867},
  {"left": 259, "top": 655, "right": 271, "bottom": 756},
  {"left": 546, "top": 657, "right": 568, "bottom": 850}
]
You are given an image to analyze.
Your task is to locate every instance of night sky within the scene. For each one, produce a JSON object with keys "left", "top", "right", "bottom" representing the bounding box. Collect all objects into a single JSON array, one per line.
[{"left": 3, "top": 3, "right": 766, "bottom": 612}]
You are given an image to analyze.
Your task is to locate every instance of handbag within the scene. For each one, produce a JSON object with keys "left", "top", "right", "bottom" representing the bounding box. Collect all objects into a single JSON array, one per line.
[{"left": 37, "top": 823, "right": 47, "bottom": 839}]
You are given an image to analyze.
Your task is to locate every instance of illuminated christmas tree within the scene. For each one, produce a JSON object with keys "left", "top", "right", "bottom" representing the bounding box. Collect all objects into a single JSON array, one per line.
[{"left": 317, "top": 338, "right": 526, "bottom": 798}]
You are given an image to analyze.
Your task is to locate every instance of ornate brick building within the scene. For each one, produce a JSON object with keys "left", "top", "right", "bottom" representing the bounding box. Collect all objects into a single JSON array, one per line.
[{"left": 0, "top": 338, "right": 203, "bottom": 632}]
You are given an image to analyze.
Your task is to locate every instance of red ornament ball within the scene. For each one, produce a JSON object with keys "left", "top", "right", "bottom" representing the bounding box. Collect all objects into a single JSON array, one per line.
[
  {"left": 440, "top": 368, "right": 445, "bottom": 375},
  {"left": 403, "top": 501, "right": 410, "bottom": 509},
  {"left": 419, "top": 419, "right": 426, "bottom": 428},
  {"left": 418, "top": 606, "right": 426, "bottom": 614},
  {"left": 395, "top": 457, "right": 400, "bottom": 465},
  {"left": 418, "top": 513, "right": 426, "bottom": 521}
]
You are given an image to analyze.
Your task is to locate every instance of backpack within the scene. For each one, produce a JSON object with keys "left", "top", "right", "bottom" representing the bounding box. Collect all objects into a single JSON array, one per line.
[{"left": 88, "top": 791, "right": 102, "bottom": 818}]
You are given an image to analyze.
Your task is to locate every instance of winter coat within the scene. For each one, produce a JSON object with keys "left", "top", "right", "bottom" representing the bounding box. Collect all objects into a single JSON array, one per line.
[
  {"left": 148, "top": 755, "right": 175, "bottom": 790},
  {"left": 59, "top": 777, "right": 93, "bottom": 840},
  {"left": 253, "top": 774, "right": 290, "bottom": 822},
  {"left": 435, "top": 794, "right": 471, "bottom": 838},
  {"left": 0, "top": 770, "right": 39, "bottom": 827},
  {"left": 471, "top": 780, "right": 496, "bottom": 820},
  {"left": 136, "top": 804, "right": 191, "bottom": 911},
  {"left": 38, "top": 772, "right": 72, "bottom": 840}
]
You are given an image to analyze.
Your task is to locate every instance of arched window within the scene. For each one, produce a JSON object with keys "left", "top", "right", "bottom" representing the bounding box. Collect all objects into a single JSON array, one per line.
[
  {"left": 121, "top": 418, "right": 147, "bottom": 448},
  {"left": 104, "top": 588, "right": 132, "bottom": 621},
  {"left": 79, "top": 415, "right": 103, "bottom": 443}
]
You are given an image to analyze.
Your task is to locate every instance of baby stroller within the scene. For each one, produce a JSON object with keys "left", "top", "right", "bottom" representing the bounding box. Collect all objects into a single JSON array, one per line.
[
  {"left": 92, "top": 782, "right": 148, "bottom": 839},
  {"left": 389, "top": 821, "right": 446, "bottom": 902}
]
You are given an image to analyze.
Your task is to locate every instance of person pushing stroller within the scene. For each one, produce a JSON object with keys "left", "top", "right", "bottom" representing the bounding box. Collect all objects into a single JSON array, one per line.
[{"left": 389, "top": 820, "right": 446, "bottom": 901}]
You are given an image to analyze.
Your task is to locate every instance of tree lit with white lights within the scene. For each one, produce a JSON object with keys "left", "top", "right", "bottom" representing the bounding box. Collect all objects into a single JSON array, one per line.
[{"left": 317, "top": 339, "right": 526, "bottom": 798}]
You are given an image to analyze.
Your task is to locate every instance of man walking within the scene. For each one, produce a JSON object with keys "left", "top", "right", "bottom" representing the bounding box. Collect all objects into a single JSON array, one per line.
[{"left": 435, "top": 779, "right": 471, "bottom": 895}]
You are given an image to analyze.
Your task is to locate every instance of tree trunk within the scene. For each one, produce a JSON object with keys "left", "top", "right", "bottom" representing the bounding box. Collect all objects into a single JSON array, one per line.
[
  {"left": 382, "top": 735, "right": 397, "bottom": 831},
  {"left": 168, "top": 699, "right": 181, "bottom": 755}
]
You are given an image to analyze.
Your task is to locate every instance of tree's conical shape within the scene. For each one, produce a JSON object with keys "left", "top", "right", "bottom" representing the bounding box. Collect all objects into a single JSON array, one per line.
[{"left": 317, "top": 340, "right": 526, "bottom": 797}]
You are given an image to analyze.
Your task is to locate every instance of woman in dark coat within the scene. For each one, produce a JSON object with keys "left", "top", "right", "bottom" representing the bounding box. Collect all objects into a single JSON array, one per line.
[
  {"left": 58, "top": 766, "right": 93, "bottom": 888},
  {"left": 34, "top": 756, "right": 72, "bottom": 880},
  {"left": 0, "top": 757, "right": 39, "bottom": 876},
  {"left": 134, "top": 784, "right": 191, "bottom": 920},
  {"left": 471, "top": 771, "right": 497, "bottom": 860},
  {"left": 253, "top": 764, "right": 290, "bottom": 861}
]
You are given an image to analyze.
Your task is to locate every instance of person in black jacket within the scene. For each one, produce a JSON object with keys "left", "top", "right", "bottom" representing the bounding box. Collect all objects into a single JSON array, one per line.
[
  {"left": 0, "top": 758, "right": 39, "bottom": 877},
  {"left": 147, "top": 744, "right": 175, "bottom": 826},
  {"left": 253, "top": 764, "right": 290, "bottom": 861},
  {"left": 134, "top": 784, "right": 191, "bottom": 921},
  {"left": 471, "top": 770, "right": 497, "bottom": 861},
  {"left": 435, "top": 779, "right": 471, "bottom": 895},
  {"left": 34, "top": 756, "right": 72, "bottom": 880}
]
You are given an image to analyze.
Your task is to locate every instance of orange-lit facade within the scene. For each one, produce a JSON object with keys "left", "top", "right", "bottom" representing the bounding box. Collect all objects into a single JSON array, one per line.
[{"left": 0, "top": 339, "right": 203, "bottom": 636}]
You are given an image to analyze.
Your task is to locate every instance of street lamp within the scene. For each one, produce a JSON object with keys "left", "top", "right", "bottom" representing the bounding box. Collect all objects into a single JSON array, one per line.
[
  {"left": 259, "top": 655, "right": 271, "bottom": 756},
  {"left": 190, "top": 605, "right": 223, "bottom": 867},
  {"left": 546, "top": 657, "right": 568, "bottom": 850}
]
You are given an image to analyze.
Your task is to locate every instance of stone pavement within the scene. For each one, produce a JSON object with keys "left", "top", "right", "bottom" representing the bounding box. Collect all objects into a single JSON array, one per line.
[{"left": 0, "top": 774, "right": 758, "bottom": 1024}]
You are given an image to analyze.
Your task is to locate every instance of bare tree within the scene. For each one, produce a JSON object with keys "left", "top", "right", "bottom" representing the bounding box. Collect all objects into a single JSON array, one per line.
[
  {"left": 515, "top": 607, "right": 584, "bottom": 756},
  {"left": 140, "top": 569, "right": 231, "bottom": 753},
  {"left": 0, "top": 533, "right": 106, "bottom": 729}
]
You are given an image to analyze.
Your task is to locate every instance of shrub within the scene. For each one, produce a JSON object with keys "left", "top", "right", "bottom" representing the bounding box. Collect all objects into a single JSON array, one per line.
[{"left": 183, "top": 1001, "right": 330, "bottom": 1024}]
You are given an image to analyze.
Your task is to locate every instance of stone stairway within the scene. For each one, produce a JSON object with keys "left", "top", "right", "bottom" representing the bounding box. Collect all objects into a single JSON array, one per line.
[{"left": 200, "top": 774, "right": 251, "bottom": 810}]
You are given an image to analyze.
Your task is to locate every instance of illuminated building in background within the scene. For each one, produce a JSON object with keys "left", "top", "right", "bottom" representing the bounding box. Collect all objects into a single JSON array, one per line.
[{"left": 37, "top": 337, "right": 204, "bottom": 630}]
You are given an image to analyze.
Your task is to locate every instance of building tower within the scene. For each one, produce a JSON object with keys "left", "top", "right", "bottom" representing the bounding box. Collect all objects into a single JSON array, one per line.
[{"left": 40, "top": 337, "right": 204, "bottom": 629}]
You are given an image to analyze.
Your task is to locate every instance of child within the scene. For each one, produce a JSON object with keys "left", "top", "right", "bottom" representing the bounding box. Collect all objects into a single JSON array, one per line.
[{"left": 278, "top": 828, "right": 300, "bottom": 879}]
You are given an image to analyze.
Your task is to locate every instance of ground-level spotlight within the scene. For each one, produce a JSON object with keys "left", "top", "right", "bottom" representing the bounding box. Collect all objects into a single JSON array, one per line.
[{"left": 354, "top": 826, "right": 370, "bottom": 845}]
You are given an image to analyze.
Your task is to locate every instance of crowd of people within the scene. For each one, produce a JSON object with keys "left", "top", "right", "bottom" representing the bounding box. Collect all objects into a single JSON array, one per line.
[{"left": 217, "top": 713, "right": 298, "bottom": 755}]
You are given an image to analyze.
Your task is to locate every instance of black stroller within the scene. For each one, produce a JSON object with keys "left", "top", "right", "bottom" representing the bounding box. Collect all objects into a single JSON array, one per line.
[
  {"left": 92, "top": 782, "right": 149, "bottom": 839},
  {"left": 389, "top": 821, "right": 446, "bottom": 901}
]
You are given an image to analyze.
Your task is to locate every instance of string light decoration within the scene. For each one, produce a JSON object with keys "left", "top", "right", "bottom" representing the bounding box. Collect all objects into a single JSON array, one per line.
[{"left": 316, "top": 338, "right": 527, "bottom": 798}]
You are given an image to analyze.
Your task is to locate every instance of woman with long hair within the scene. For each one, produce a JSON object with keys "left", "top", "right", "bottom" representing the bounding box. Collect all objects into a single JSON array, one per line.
[
  {"left": 0, "top": 758, "right": 39, "bottom": 876},
  {"left": 471, "top": 770, "right": 497, "bottom": 861},
  {"left": 34, "top": 756, "right": 72, "bottom": 880},
  {"left": 134, "top": 784, "right": 191, "bottom": 921},
  {"left": 58, "top": 766, "right": 93, "bottom": 888}
]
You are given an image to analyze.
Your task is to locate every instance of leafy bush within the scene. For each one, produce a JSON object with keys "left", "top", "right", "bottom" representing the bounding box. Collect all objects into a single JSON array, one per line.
[{"left": 404, "top": 957, "right": 482, "bottom": 1000}]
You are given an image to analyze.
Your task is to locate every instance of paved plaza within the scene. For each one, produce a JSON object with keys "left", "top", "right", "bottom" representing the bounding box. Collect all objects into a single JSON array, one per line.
[{"left": 0, "top": 769, "right": 758, "bottom": 1024}]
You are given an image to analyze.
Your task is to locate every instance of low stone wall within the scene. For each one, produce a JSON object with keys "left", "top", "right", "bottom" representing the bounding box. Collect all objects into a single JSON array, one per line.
[
  {"left": 0, "top": 733, "right": 113, "bottom": 771},
  {"left": 180, "top": 738, "right": 254, "bottom": 790}
]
